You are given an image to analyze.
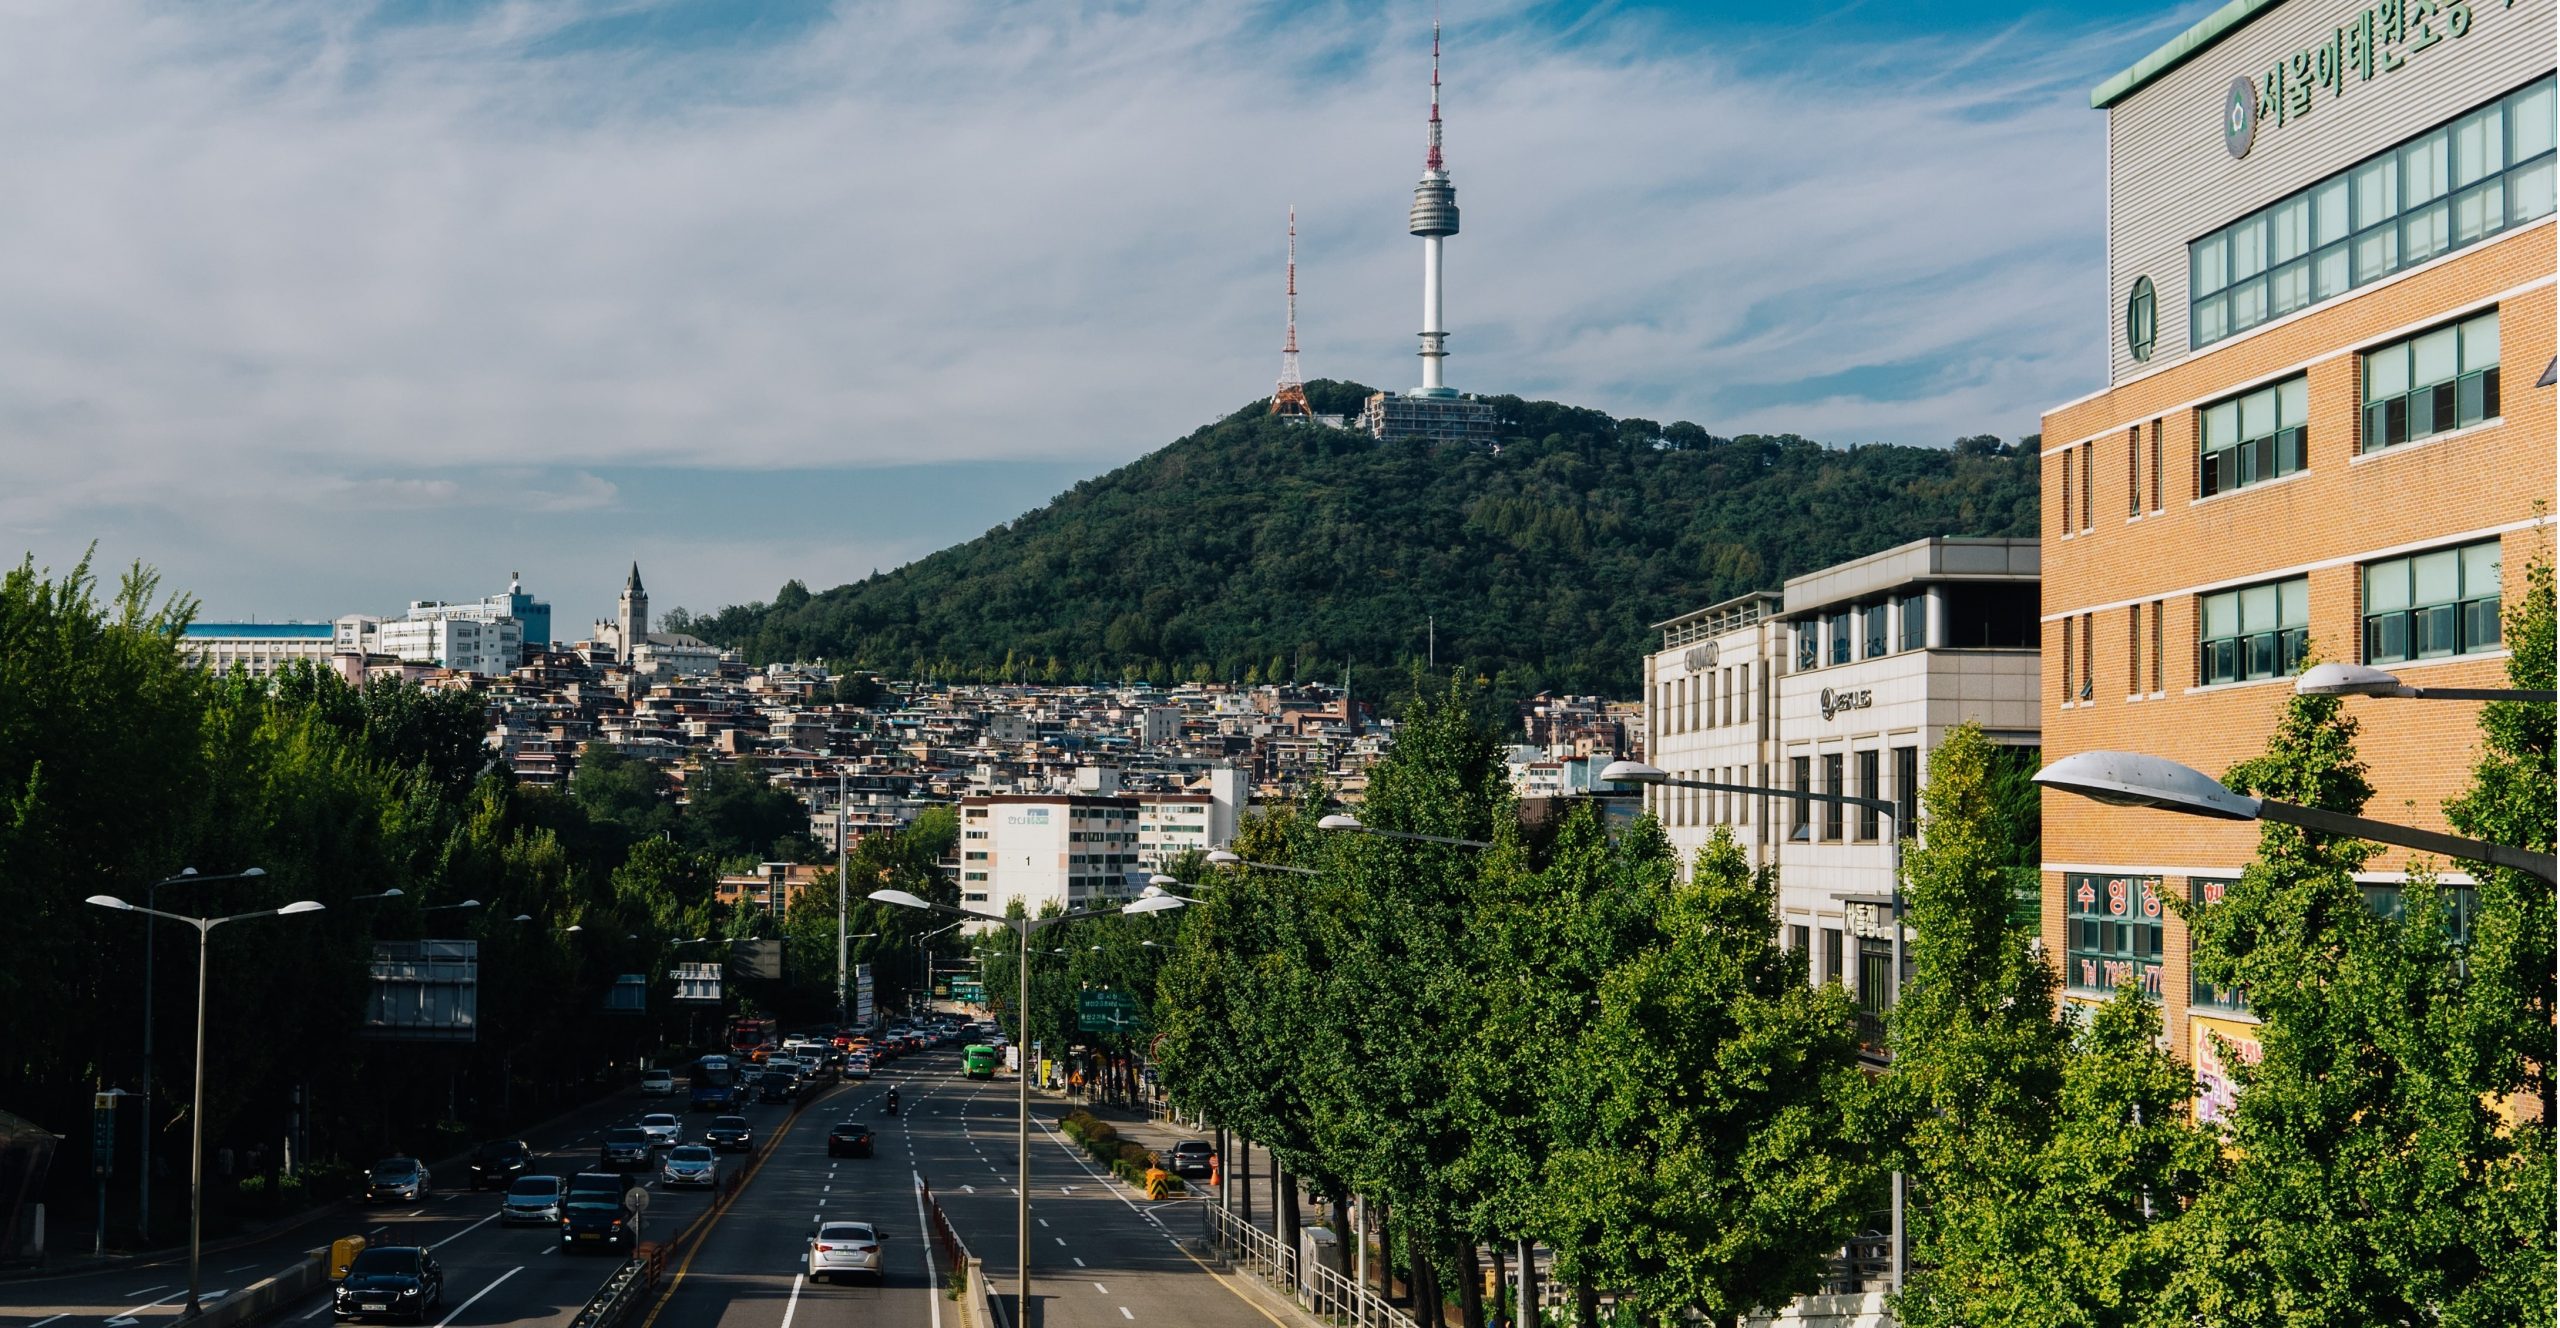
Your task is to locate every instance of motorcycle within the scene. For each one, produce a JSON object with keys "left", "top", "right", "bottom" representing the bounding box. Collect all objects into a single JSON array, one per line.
[{"left": 881, "top": 1090, "right": 900, "bottom": 1117}]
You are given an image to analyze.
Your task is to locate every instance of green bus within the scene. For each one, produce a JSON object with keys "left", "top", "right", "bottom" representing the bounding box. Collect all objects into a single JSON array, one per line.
[{"left": 962, "top": 1044, "right": 999, "bottom": 1080}]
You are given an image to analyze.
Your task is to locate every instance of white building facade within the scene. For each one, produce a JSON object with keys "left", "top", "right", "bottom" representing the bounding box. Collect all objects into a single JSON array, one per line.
[
  {"left": 378, "top": 610, "right": 524, "bottom": 677},
  {"left": 180, "top": 622, "right": 341, "bottom": 676},
  {"left": 1642, "top": 591, "right": 1787, "bottom": 875},
  {"left": 958, "top": 795, "right": 1142, "bottom": 916}
]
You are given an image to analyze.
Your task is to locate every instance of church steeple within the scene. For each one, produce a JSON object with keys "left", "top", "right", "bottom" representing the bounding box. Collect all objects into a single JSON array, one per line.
[{"left": 617, "top": 562, "right": 649, "bottom": 663}]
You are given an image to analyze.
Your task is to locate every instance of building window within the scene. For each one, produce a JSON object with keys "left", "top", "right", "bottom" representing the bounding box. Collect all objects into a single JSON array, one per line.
[
  {"left": 2363, "top": 309, "right": 2499, "bottom": 451},
  {"left": 1897, "top": 592, "right": 1927, "bottom": 651},
  {"left": 1796, "top": 626, "right": 1818, "bottom": 673},
  {"left": 2126, "top": 275, "right": 2157, "bottom": 361},
  {"left": 2067, "top": 872, "right": 2165, "bottom": 999},
  {"left": 2201, "top": 577, "right": 2310, "bottom": 685},
  {"left": 1863, "top": 602, "right": 1888, "bottom": 659},
  {"left": 1790, "top": 924, "right": 1811, "bottom": 961},
  {"left": 1789, "top": 756, "right": 1813, "bottom": 841},
  {"left": 2364, "top": 539, "right": 2502, "bottom": 663},
  {"left": 2079, "top": 444, "right": 2093, "bottom": 530},
  {"left": 1858, "top": 937, "right": 1895, "bottom": 1017},
  {"left": 2149, "top": 419, "right": 2163, "bottom": 511},
  {"left": 1828, "top": 613, "right": 1853, "bottom": 666},
  {"left": 2193, "top": 77, "right": 2554, "bottom": 348},
  {"left": 2080, "top": 614, "right": 2094, "bottom": 702},
  {"left": 2127, "top": 602, "right": 2143, "bottom": 697},
  {"left": 2059, "top": 449, "right": 2073, "bottom": 536},
  {"left": 2127, "top": 425, "right": 2142, "bottom": 517},
  {"left": 1687, "top": 676, "right": 1700, "bottom": 731},
  {"left": 2189, "top": 877, "right": 2248, "bottom": 1014},
  {"left": 2060, "top": 618, "right": 2074, "bottom": 705},
  {"left": 2149, "top": 599, "right": 2165, "bottom": 694},
  {"left": 1892, "top": 746, "right": 1918, "bottom": 834},
  {"left": 1821, "top": 753, "right": 1845, "bottom": 842},
  {"left": 1855, "top": 749, "right": 1880, "bottom": 841},
  {"left": 1821, "top": 927, "right": 1843, "bottom": 985},
  {"left": 2199, "top": 375, "right": 2307, "bottom": 496}
]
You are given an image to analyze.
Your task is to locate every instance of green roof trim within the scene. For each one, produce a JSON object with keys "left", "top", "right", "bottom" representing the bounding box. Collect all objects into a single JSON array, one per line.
[{"left": 2091, "top": 0, "right": 2286, "bottom": 110}]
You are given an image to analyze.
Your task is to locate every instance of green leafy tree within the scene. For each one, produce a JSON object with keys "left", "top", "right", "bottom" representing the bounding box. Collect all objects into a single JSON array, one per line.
[
  {"left": 1543, "top": 827, "right": 1875, "bottom": 1328},
  {"left": 570, "top": 745, "right": 676, "bottom": 840},
  {"left": 681, "top": 758, "right": 810, "bottom": 863}
]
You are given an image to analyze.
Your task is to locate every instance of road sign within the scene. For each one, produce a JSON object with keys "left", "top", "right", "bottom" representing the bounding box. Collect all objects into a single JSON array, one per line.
[
  {"left": 93, "top": 1090, "right": 124, "bottom": 1178},
  {"left": 1077, "top": 990, "right": 1142, "bottom": 1033}
]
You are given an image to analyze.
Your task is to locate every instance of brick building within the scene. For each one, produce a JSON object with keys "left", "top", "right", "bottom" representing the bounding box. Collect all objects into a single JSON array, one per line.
[{"left": 2037, "top": 0, "right": 2553, "bottom": 1110}]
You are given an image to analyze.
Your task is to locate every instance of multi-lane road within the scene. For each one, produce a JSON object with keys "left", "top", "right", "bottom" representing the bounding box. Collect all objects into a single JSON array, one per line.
[{"left": 2, "top": 1048, "right": 1279, "bottom": 1328}]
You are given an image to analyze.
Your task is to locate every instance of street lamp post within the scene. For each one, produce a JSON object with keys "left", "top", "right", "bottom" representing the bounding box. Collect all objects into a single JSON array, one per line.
[
  {"left": 1204, "top": 850, "right": 1319, "bottom": 877},
  {"left": 2295, "top": 661, "right": 2556, "bottom": 704},
  {"left": 870, "top": 887, "right": 1133, "bottom": 1328},
  {"left": 836, "top": 770, "right": 850, "bottom": 1030},
  {"left": 137, "top": 867, "right": 266, "bottom": 1246},
  {"left": 2035, "top": 750, "right": 2558, "bottom": 884},
  {"left": 1598, "top": 759, "right": 1911, "bottom": 1297},
  {"left": 91, "top": 892, "right": 322, "bottom": 1315}
]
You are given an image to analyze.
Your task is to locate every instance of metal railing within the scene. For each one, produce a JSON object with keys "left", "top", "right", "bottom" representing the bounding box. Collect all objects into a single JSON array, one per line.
[
  {"left": 918, "top": 1173, "right": 972, "bottom": 1276},
  {"left": 1204, "top": 1202, "right": 1419, "bottom": 1328}
]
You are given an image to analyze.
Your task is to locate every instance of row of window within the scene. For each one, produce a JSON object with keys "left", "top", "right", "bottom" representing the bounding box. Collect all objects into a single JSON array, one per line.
[
  {"left": 2064, "top": 537, "right": 2502, "bottom": 698},
  {"left": 2189, "top": 77, "right": 2554, "bottom": 350},
  {"left": 1653, "top": 747, "right": 1921, "bottom": 843},
  {"left": 1656, "top": 662, "right": 1756, "bottom": 738},
  {"left": 1792, "top": 593, "right": 1928, "bottom": 673},
  {"left": 2070, "top": 873, "right": 2479, "bottom": 1008}
]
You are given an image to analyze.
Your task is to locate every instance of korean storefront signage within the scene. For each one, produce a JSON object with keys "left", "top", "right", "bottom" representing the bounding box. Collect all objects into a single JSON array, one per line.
[
  {"left": 2067, "top": 871, "right": 2165, "bottom": 1000},
  {"left": 2228, "top": 0, "right": 2496, "bottom": 157},
  {"left": 1819, "top": 686, "right": 1873, "bottom": 720}
]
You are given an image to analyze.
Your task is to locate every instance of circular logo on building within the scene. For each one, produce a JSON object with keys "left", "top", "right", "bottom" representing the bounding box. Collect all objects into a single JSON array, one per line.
[{"left": 2223, "top": 75, "right": 2258, "bottom": 159}]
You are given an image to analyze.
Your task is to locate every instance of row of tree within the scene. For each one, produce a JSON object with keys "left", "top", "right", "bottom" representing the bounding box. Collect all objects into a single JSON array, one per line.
[
  {"left": 1148, "top": 604, "right": 2552, "bottom": 1328},
  {"left": 0, "top": 554, "right": 961, "bottom": 1242}
]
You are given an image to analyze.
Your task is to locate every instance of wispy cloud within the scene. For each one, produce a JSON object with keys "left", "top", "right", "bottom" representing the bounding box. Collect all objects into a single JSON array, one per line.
[{"left": 0, "top": 0, "right": 2186, "bottom": 619}]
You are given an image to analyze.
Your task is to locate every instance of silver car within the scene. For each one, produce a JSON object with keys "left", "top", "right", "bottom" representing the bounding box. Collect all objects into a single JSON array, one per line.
[
  {"left": 659, "top": 1145, "right": 719, "bottom": 1188},
  {"left": 501, "top": 1175, "right": 565, "bottom": 1225},
  {"left": 807, "top": 1220, "right": 883, "bottom": 1284},
  {"left": 638, "top": 1113, "right": 682, "bottom": 1149}
]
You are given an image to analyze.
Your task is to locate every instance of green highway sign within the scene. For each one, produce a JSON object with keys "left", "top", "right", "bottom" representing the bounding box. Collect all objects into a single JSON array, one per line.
[{"left": 1077, "top": 989, "right": 1142, "bottom": 1033}]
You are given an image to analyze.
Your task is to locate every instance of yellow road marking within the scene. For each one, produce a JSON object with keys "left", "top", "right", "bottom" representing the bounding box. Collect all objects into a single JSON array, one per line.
[{"left": 636, "top": 1090, "right": 831, "bottom": 1328}]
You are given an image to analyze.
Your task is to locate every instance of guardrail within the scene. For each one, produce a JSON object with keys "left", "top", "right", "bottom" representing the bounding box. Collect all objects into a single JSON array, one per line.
[
  {"left": 1204, "top": 1202, "right": 1419, "bottom": 1328},
  {"left": 918, "top": 1173, "right": 971, "bottom": 1277},
  {"left": 568, "top": 1250, "right": 657, "bottom": 1328}
]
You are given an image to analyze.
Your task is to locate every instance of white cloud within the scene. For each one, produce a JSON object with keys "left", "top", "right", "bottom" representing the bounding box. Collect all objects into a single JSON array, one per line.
[{"left": 0, "top": 0, "right": 2181, "bottom": 615}]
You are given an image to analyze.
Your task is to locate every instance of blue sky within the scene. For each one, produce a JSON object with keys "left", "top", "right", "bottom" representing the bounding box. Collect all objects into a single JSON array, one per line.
[{"left": 0, "top": 0, "right": 2210, "bottom": 630}]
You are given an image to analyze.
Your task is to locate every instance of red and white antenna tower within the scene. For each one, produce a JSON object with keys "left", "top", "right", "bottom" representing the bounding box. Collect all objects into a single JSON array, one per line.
[{"left": 1271, "top": 205, "right": 1312, "bottom": 417}]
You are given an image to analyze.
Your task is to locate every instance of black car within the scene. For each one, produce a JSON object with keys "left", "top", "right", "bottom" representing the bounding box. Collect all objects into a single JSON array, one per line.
[
  {"left": 465, "top": 1138, "right": 530, "bottom": 1190},
  {"left": 334, "top": 1245, "right": 444, "bottom": 1322},
  {"left": 827, "top": 1120, "right": 875, "bottom": 1159},
  {"left": 704, "top": 1115, "right": 754, "bottom": 1154},
  {"left": 1168, "top": 1139, "right": 1214, "bottom": 1179},
  {"left": 598, "top": 1127, "right": 652, "bottom": 1172},
  {"left": 758, "top": 1071, "right": 797, "bottom": 1105},
  {"left": 560, "top": 1172, "right": 642, "bottom": 1252}
]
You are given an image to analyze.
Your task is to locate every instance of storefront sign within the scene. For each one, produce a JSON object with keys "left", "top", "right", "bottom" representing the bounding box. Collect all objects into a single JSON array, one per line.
[
  {"left": 1683, "top": 642, "right": 1719, "bottom": 672},
  {"left": 2193, "top": 1018, "right": 2263, "bottom": 1126},
  {"left": 2231, "top": 0, "right": 2490, "bottom": 151},
  {"left": 1819, "top": 687, "right": 1873, "bottom": 720},
  {"left": 1845, "top": 901, "right": 1898, "bottom": 940}
]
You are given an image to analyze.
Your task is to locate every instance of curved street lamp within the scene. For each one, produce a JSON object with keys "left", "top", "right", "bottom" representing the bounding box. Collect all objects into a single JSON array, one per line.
[
  {"left": 2035, "top": 750, "right": 2557, "bottom": 884},
  {"left": 135, "top": 866, "right": 267, "bottom": 1243},
  {"left": 1203, "top": 849, "right": 1318, "bottom": 877},
  {"left": 90, "top": 893, "right": 322, "bottom": 1315},
  {"left": 1317, "top": 812, "right": 1494, "bottom": 850},
  {"left": 2295, "top": 660, "right": 2555, "bottom": 703}
]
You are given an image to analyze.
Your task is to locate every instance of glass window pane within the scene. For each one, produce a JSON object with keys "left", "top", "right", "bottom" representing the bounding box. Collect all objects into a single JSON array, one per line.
[
  {"left": 2354, "top": 225, "right": 2398, "bottom": 282},
  {"left": 2508, "top": 157, "right": 2555, "bottom": 226},
  {"left": 2231, "top": 214, "right": 2267, "bottom": 278},
  {"left": 2231, "top": 278, "right": 2266, "bottom": 328},
  {"left": 2270, "top": 260, "right": 2309, "bottom": 314},
  {"left": 2205, "top": 592, "right": 2239, "bottom": 639},
  {"left": 2196, "top": 293, "right": 2230, "bottom": 344},
  {"left": 2451, "top": 108, "right": 2500, "bottom": 186},
  {"left": 2204, "top": 401, "right": 2237, "bottom": 448},
  {"left": 2276, "top": 376, "right": 2307, "bottom": 426},
  {"left": 2414, "top": 550, "right": 2460, "bottom": 604},
  {"left": 2313, "top": 243, "right": 2351, "bottom": 298},
  {"left": 2239, "top": 387, "right": 2274, "bottom": 439},
  {"left": 2463, "top": 541, "right": 2502, "bottom": 597},
  {"left": 2402, "top": 201, "right": 2448, "bottom": 262},
  {"left": 2462, "top": 311, "right": 2499, "bottom": 373},
  {"left": 2510, "top": 81, "right": 2556, "bottom": 161},
  {"left": 2193, "top": 233, "right": 2228, "bottom": 295},
  {"left": 2353, "top": 157, "right": 2397, "bottom": 227},
  {"left": 2366, "top": 345, "right": 2408, "bottom": 399},
  {"left": 2240, "top": 583, "right": 2278, "bottom": 631},
  {"left": 2403, "top": 133, "right": 2448, "bottom": 202},
  {"left": 2312, "top": 178, "right": 2349, "bottom": 245},
  {"left": 2279, "top": 578, "right": 2308, "bottom": 627},
  {"left": 2413, "top": 326, "right": 2459, "bottom": 384},
  {"left": 2271, "top": 195, "right": 2310, "bottom": 261},
  {"left": 2367, "top": 561, "right": 2410, "bottom": 612}
]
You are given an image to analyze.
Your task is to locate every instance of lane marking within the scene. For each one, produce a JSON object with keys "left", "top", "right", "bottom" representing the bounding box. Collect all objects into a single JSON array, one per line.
[
  {"left": 105, "top": 1288, "right": 188, "bottom": 1319},
  {"left": 406, "top": 1209, "right": 427, "bottom": 1217},
  {"left": 1054, "top": 1237, "right": 1065, "bottom": 1246},
  {"left": 301, "top": 1300, "right": 335, "bottom": 1320},
  {"left": 1073, "top": 1256, "right": 1086, "bottom": 1267},
  {"left": 26, "top": 1316, "right": 69, "bottom": 1327},
  {"left": 1093, "top": 1281, "right": 1109, "bottom": 1294},
  {"left": 123, "top": 1286, "right": 169, "bottom": 1297},
  {"left": 430, "top": 1211, "right": 502, "bottom": 1249},
  {"left": 1119, "top": 1308, "right": 1134, "bottom": 1320},
  {"left": 432, "top": 1265, "right": 521, "bottom": 1327},
  {"left": 777, "top": 1273, "right": 806, "bottom": 1328},
  {"left": 224, "top": 1263, "right": 257, "bottom": 1274}
]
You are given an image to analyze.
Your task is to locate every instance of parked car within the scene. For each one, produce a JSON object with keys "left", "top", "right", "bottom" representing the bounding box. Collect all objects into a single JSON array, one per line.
[
  {"left": 364, "top": 1157, "right": 431, "bottom": 1203},
  {"left": 638, "top": 1113, "right": 682, "bottom": 1148},
  {"left": 639, "top": 1069, "right": 675, "bottom": 1096},
  {"left": 333, "top": 1245, "right": 443, "bottom": 1322},
  {"left": 703, "top": 1115, "right": 754, "bottom": 1153},
  {"left": 1168, "top": 1139, "right": 1215, "bottom": 1179},
  {"left": 827, "top": 1120, "right": 876, "bottom": 1158},
  {"left": 806, "top": 1220, "right": 884, "bottom": 1284},
  {"left": 598, "top": 1127, "right": 652, "bottom": 1172},
  {"left": 464, "top": 1139, "right": 529, "bottom": 1191},
  {"left": 659, "top": 1144, "right": 719, "bottom": 1188},
  {"left": 561, "top": 1172, "right": 643, "bottom": 1251},
  {"left": 500, "top": 1175, "right": 566, "bottom": 1225}
]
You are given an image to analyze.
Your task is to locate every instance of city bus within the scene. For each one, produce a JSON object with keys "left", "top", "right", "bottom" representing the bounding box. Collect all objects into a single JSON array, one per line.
[{"left": 962, "top": 1044, "right": 999, "bottom": 1080}]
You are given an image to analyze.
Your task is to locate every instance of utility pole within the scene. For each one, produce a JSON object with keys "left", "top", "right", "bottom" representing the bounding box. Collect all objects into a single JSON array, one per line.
[{"left": 835, "top": 770, "right": 849, "bottom": 1030}]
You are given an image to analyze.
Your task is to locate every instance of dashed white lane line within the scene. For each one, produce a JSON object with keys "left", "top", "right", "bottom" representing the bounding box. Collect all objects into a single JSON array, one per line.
[
  {"left": 224, "top": 1264, "right": 258, "bottom": 1274},
  {"left": 26, "top": 1315, "right": 69, "bottom": 1328},
  {"left": 106, "top": 1287, "right": 189, "bottom": 1319},
  {"left": 123, "top": 1286, "right": 169, "bottom": 1298},
  {"left": 777, "top": 1273, "right": 807, "bottom": 1328},
  {"left": 432, "top": 1265, "right": 522, "bottom": 1328},
  {"left": 1119, "top": 1308, "right": 1134, "bottom": 1320},
  {"left": 1092, "top": 1282, "right": 1109, "bottom": 1294},
  {"left": 1054, "top": 1236, "right": 1066, "bottom": 1246},
  {"left": 301, "top": 1299, "right": 335, "bottom": 1319},
  {"left": 430, "top": 1211, "right": 502, "bottom": 1249},
  {"left": 405, "top": 1208, "right": 427, "bottom": 1217},
  {"left": 1073, "top": 1257, "right": 1086, "bottom": 1267},
  {"left": 1037, "top": 1218, "right": 1049, "bottom": 1228}
]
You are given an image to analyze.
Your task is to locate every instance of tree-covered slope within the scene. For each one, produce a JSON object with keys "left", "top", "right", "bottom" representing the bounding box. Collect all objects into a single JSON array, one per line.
[{"left": 679, "top": 383, "right": 2041, "bottom": 695}]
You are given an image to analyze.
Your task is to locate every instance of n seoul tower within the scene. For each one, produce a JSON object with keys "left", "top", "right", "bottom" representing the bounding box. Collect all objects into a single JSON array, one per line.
[{"left": 1408, "top": 16, "right": 1460, "bottom": 398}]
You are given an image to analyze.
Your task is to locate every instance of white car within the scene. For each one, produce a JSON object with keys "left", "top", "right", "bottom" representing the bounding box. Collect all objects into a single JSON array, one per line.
[
  {"left": 638, "top": 1113, "right": 681, "bottom": 1149},
  {"left": 501, "top": 1175, "right": 565, "bottom": 1225},
  {"left": 844, "top": 1056, "right": 872, "bottom": 1080},
  {"left": 807, "top": 1220, "right": 884, "bottom": 1284},
  {"left": 639, "top": 1069, "right": 675, "bottom": 1097}
]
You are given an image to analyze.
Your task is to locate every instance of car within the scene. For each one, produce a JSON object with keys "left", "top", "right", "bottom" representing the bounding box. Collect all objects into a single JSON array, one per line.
[
  {"left": 806, "top": 1220, "right": 884, "bottom": 1284},
  {"left": 501, "top": 1175, "right": 566, "bottom": 1225},
  {"left": 561, "top": 1172, "right": 642, "bottom": 1252},
  {"left": 364, "top": 1157, "right": 431, "bottom": 1203},
  {"left": 464, "top": 1139, "right": 529, "bottom": 1191},
  {"left": 758, "top": 1071, "right": 797, "bottom": 1105},
  {"left": 640, "top": 1069, "right": 676, "bottom": 1096},
  {"left": 826, "top": 1120, "right": 875, "bottom": 1159},
  {"left": 598, "top": 1127, "right": 652, "bottom": 1171},
  {"left": 659, "top": 1144, "right": 719, "bottom": 1188},
  {"left": 333, "top": 1244, "right": 444, "bottom": 1322},
  {"left": 638, "top": 1113, "right": 682, "bottom": 1148},
  {"left": 1168, "top": 1140, "right": 1214, "bottom": 1179},
  {"left": 703, "top": 1115, "right": 754, "bottom": 1153},
  {"left": 843, "top": 1055, "right": 872, "bottom": 1080}
]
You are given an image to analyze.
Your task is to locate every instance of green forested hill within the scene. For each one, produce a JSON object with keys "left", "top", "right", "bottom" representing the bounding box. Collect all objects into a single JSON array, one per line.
[{"left": 677, "top": 383, "right": 2040, "bottom": 696}]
